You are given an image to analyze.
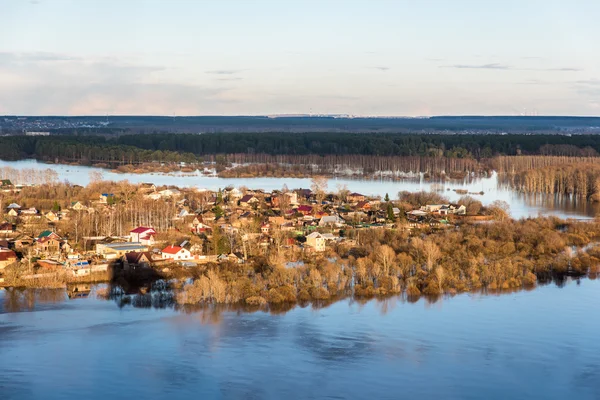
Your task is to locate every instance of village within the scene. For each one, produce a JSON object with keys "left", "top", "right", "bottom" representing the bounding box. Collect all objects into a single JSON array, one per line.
[{"left": 0, "top": 176, "right": 497, "bottom": 287}]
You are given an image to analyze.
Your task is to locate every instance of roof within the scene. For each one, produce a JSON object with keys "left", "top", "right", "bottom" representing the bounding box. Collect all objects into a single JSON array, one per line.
[
  {"left": 0, "top": 222, "right": 13, "bottom": 231},
  {"left": 0, "top": 249, "right": 17, "bottom": 261},
  {"left": 297, "top": 205, "right": 313, "bottom": 212},
  {"left": 130, "top": 226, "right": 155, "bottom": 234},
  {"left": 7, "top": 203, "right": 20, "bottom": 209},
  {"left": 306, "top": 232, "right": 323, "bottom": 239},
  {"left": 125, "top": 251, "right": 151, "bottom": 264},
  {"left": 162, "top": 245, "right": 184, "bottom": 254},
  {"left": 101, "top": 242, "right": 147, "bottom": 251},
  {"left": 407, "top": 210, "right": 428, "bottom": 216},
  {"left": 240, "top": 194, "right": 255, "bottom": 203},
  {"left": 38, "top": 230, "right": 55, "bottom": 239},
  {"left": 349, "top": 192, "right": 364, "bottom": 196}
]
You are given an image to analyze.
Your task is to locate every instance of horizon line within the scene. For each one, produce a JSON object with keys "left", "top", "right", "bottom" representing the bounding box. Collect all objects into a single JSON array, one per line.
[{"left": 2, "top": 114, "right": 600, "bottom": 119}]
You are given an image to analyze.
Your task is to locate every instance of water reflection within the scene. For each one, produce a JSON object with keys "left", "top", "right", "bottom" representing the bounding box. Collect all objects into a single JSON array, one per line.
[
  {"left": 2, "top": 278, "right": 600, "bottom": 400},
  {"left": 1, "top": 287, "right": 66, "bottom": 313},
  {"left": 0, "top": 275, "right": 581, "bottom": 315}
]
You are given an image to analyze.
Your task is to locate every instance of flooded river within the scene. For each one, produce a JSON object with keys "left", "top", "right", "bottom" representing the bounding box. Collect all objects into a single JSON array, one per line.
[
  {"left": 0, "top": 159, "right": 598, "bottom": 219},
  {"left": 1, "top": 279, "right": 600, "bottom": 399}
]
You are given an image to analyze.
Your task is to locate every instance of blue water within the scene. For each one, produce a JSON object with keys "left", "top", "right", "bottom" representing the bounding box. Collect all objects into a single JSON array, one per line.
[{"left": 1, "top": 279, "right": 599, "bottom": 400}]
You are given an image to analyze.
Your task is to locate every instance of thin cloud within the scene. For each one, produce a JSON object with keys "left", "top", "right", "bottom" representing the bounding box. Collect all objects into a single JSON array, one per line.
[
  {"left": 217, "top": 77, "right": 243, "bottom": 81},
  {"left": 576, "top": 79, "right": 600, "bottom": 86},
  {"left": 0, "top": 52, "right": 77, "bottom": 63},
  {"left": 205, "top": 69, "right": 243, "bottom": 75},
  {"left": 443, "top": 63, "right": 511, "bottom": 70},
  {"left": 441, "top": 63, "right": 582, "bottom": 72},
  {"left": 369, "top": 66, "right": 390, "bottom": 72},
  {"left": 517, "top": 79, "right": 548, "bottom": 85},
  {"left": 544, "top": 67, "right": 581, "bottom": 72}
]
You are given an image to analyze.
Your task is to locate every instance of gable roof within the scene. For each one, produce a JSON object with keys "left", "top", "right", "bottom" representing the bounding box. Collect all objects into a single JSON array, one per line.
[
  {"left": 0, "top": 222, "right": 14, "bottom": 231},
  {"left": 125, "top": 251, "right": 151, "bottom": 264},
  {"left": 0, "top": 249, "right": 17, "bottom": 261},
  {"left": 130, "top": 226, "right": 155, "bottom": 234},
  {"left": 38, "top": 230, "right": 54, "bottom": 239},
  {"left": 162, "top": 245, "right": 184, "bottom": 254},
  {"left": 240, "top": 194, "right": 256, "bottom": 203}
]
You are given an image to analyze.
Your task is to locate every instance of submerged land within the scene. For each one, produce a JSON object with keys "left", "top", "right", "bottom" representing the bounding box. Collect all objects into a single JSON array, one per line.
[
  {"left": 1, "top": 176, "right": 599, "bottom": 310},
  {"left": 2, "top": 115, "right": 600, "bottom": 309}
]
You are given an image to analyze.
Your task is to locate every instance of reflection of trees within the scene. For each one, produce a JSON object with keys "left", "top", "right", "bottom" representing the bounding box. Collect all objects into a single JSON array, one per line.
[{"left": 2, "top": 288, "right": 66, "bottom": 313}]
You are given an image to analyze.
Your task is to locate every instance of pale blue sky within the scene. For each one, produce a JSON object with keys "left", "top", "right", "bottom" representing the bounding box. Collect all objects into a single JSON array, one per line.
[{"left": 1, "top": 0, "right": 599, "bottom": 116}]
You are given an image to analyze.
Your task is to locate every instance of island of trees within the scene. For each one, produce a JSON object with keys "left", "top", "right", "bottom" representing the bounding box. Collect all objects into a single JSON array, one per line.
[{"left": 1, "top": 177, "right": 599, "bottom": 310}]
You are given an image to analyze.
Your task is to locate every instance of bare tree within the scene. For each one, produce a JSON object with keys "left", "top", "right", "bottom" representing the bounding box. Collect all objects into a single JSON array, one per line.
[{"left": 311, "top": 176, "right": 329, "bottom": 203}]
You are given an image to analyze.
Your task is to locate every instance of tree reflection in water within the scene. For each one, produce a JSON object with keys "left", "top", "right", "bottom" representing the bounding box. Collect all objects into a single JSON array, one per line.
[{"left": 2, "top": 287, "right": 66, "bottom": 313}]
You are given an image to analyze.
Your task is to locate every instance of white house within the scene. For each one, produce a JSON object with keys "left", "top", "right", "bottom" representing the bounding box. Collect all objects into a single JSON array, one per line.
[
  {"left": 319, "top": 215, "right": 344, "bottom": 227},
  {"left": 129, "top": 227, "right": 157, "bottom": 246},
  {"left": 161, "top": 245, "right": 192, "bottom": 260},
  {"left": 306, "top": 232, "right": 326, "bottom": 252}
]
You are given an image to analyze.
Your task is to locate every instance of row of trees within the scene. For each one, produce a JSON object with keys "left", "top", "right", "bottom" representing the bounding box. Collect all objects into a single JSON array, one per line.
[{"left": 506, "top": 163, "right": 600, "bottom": 200}]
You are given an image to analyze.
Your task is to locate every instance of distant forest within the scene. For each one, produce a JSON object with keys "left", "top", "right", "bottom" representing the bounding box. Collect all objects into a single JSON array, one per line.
[
  {"left": 3, "top": 115, "right": 600, "bottom": 134},
  {"left": 0, "top": 133, "right": 599, "bottom": 164}
]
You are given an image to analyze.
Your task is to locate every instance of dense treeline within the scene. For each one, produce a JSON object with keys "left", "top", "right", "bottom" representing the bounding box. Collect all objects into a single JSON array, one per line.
[
  {"left": 5, "top": 116, "right": 600, "bottom": 134},
  {"left": 2, "top": 133, "right": 600, "bottom": 162},
  {"left": 115, "top": 133, "right": 600, "bottom": 157},
  {"left": 0, "top": 136, "right": 198, "bottom": 164}
]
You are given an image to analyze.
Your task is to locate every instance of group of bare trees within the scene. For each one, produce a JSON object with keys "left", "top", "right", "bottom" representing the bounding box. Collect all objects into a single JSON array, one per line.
[
  {"left": 504, "top": 163, "right": 600, "bottom": 199},
  {"left": 0, "top": 167, "right": 59, "bottom": 185},
  {"left": 217, "top": 154, "right": 484, "bottom": 176}
]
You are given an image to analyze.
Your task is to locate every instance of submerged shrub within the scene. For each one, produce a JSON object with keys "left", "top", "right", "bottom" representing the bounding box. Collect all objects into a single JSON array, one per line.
[{"left": 245, "top": 296, "right": 267, "bottom": 306}]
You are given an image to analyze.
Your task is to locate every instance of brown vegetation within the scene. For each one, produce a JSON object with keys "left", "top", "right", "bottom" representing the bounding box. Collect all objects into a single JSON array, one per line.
[
  {"left": 174, "top": 217, "right": 600, "bottom": 306},
  {"left": 503, "top": 163, "right": 600, "bottom": 200}
]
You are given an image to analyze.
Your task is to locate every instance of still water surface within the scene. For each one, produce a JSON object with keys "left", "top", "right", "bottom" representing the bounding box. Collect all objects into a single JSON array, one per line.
[
  {"left": 1, "top": 279, "right": 600, "bottom": 400},
  {"left": 0, "top": 159, "right": 598, "bottom": 219}
]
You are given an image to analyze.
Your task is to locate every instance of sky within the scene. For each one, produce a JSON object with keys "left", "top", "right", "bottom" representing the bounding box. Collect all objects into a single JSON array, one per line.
[{"left": 1, "top": 0, "right": 599, "bottom": 116}]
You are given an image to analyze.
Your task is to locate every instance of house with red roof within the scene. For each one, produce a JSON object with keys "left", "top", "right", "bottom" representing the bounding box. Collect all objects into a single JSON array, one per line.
[
  {"left": 356, "top": 201, "right": 371, "bottom": 211},
  {"left": 0, "top": 249, "right": 17, "bottom": 270},
  {"left": 297, "top": 205, "right": 313, "bottom": 216},
  {"left": 161, "top": 245, "right": 192, "bottom": 260},
  {"left": 0, "top": 222, "right": 15, "bottom": 235},
  {"left": 129, "top": 227, "right": 157, "bottom": 246}
]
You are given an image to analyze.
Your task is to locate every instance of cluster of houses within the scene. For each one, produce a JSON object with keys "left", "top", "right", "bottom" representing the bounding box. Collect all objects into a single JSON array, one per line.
[{"left": 0, "top": 183, "right": 471, "bottom": 281}]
